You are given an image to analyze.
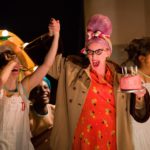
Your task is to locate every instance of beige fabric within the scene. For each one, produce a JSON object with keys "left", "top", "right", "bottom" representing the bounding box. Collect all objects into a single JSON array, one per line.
[{"left": 48, "top": 54, "right": 134, "bottom": 150}]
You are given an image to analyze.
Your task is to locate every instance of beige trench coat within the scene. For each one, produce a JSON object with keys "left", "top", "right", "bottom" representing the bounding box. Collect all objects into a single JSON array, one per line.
[{"left": 48, "top": 54, "right": 135, "bottom": 150}]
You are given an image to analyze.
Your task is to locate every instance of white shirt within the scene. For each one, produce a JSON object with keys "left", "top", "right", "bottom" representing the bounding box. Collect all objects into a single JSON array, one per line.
[
  {"left": 131, "top": 83, "right": 150, "bottom": 150},
  {"left": 0, "top": 84, "right": 34, "bottom": 150}
]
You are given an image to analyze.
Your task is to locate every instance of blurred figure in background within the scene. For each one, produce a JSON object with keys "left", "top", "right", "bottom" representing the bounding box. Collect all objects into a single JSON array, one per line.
[
  {"left": 30, "top": 77, "right": 55, "bottom": 150},
  {"left": 123, "top": 37, "right": 150, "bottom": 150}
]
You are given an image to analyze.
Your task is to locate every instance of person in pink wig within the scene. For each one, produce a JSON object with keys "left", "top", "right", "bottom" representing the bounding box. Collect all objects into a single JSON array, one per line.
[{"left": 47, "top": 14, "right": 149, "bottom": 150}]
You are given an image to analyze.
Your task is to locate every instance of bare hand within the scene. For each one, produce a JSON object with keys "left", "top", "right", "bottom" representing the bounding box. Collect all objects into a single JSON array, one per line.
[
  {"left": 3, "top": 60, "right": 18, "bottom": 72},
  {"left": 48, "top": 18, "right": 60, "bottom": 37},
  {"left": 134, "top": 88, "right": 146, "bottom": 98}
]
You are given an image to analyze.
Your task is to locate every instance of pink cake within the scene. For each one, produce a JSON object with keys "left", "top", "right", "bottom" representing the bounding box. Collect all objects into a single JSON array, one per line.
[{"left": 120, "top": 75, "right": 142, "bottom": 90}]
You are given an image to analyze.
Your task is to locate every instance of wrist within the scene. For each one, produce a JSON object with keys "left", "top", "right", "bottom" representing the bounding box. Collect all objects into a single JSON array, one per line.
[{"left": 53, "top": 32, "right": 60, "bottom": 37}]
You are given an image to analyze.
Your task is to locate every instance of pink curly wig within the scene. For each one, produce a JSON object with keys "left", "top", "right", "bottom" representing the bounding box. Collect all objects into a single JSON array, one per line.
[
  {"left": 81, "top": 14, "right": 112, "bottom": 54},
  {"left": 86, "top": 14, "right": 112, "bottom": 35}
]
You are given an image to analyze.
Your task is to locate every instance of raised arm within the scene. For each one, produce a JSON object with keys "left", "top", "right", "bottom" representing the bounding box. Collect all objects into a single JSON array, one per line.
[
  {"left": 22, "top": 18, "right": 60, "bottom": 93},
  {"left": 0, "top": 59, "right": 18, "bottom": 89}
]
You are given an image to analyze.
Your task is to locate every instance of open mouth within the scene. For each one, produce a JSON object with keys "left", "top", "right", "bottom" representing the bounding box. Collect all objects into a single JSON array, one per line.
[
  {"left": 42, "top": 95, "right": 48, "bottom": 99},
  {"left": 41, "top": 93, "right": 50, "bottom": 99},
  {"left": 92, "top": 61, "right": 100, "bottom": 67},
  {"left": 12, "top": 68, "right": 19, "bottom": 72}
]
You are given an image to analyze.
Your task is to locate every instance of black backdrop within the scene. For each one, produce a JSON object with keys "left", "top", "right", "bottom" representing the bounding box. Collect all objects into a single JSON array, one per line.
[
  {"left": 0, "top": 0, "right": 85, "bottom": 104},
  {"left": 0, "top": 0, "right": 85, "bottom": 54}
]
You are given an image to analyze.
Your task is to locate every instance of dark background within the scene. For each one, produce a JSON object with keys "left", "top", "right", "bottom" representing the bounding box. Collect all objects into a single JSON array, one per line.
[
  {"left": 0, "top": 0, "right": 85, "bottom": 54},
  {"left": 0, "top": 0, "right": 85, "bottom": 104}
]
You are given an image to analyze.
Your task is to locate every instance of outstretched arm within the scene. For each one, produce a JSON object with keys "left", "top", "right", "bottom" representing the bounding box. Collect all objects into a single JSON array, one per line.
[{"left": 22, "top": 18, "right": 60, "bottom": 93}]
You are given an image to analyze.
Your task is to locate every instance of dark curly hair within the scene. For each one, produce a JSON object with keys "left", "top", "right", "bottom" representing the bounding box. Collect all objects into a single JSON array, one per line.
[{"left": 123, "top": 37, "right": 150, "bottom": 68}]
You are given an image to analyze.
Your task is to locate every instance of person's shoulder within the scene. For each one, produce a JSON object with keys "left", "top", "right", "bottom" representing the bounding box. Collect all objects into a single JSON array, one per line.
[
  {"left": 47, "top": 104, "right": 55, "bottom": 110},
  {"left": 107, "top": 60, "right": 122, "bottom": 73},
  {"left": 66, "top": 54, "right": 89, "bottom": 68}
]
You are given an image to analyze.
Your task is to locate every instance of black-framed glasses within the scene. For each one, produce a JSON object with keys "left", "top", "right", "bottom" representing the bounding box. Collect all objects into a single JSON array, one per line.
[{"left": 86, "top": 49, "right": 105, "bottom": 55}]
